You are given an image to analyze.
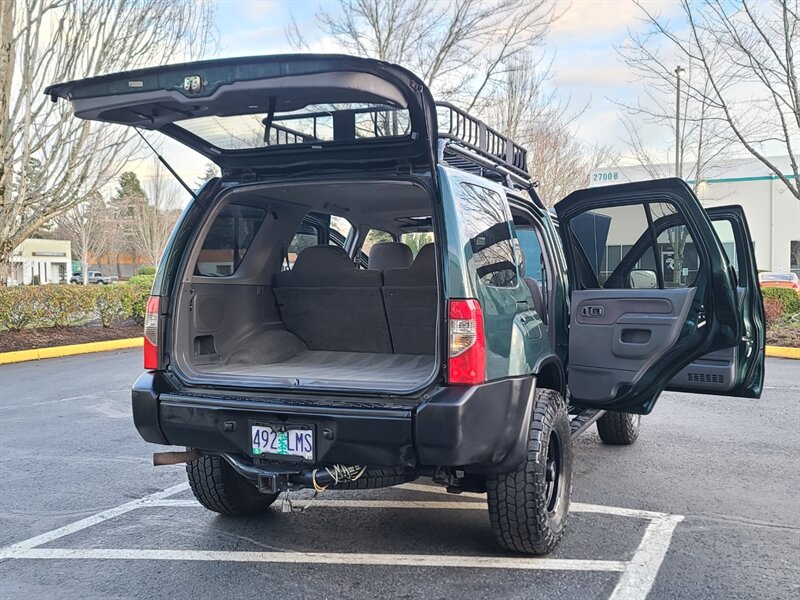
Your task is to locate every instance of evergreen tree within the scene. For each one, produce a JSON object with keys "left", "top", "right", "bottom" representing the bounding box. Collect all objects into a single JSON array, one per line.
[{"left": 195, "top": 162, "right": 219, "bottom": 190}]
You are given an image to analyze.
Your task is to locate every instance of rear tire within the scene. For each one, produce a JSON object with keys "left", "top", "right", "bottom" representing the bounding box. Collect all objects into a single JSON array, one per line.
[
  {"left": 596, "top": 411, "right": 641, "bottom": 445},
  {"left": 486, "top": 388, "right": 573, "bottom": 555},
  {"left": 187, "top": 454, "right": 278, "bottom": 516}
]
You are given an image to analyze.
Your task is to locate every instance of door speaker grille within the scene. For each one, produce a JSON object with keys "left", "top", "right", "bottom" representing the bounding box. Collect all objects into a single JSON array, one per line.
[{"left": 687, "top": 372, "right": 724, "bottom": 384}]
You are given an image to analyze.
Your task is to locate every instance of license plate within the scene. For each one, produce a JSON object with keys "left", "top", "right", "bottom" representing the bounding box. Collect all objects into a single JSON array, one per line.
[{"left": 251, "top": 425, "right": 313, "bottom": 460}]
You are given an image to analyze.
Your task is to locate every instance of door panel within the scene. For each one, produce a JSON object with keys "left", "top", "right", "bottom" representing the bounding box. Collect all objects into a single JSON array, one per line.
[
  {"left": 555, "top": 178, "right": 741, "bottom": 413},
  {"left": 569, "top": 288, "right": 695, "bottom": 401}
]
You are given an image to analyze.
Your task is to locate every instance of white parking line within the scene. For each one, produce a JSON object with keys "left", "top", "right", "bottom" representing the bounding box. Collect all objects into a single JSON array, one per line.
[
  {"left": 396, "top": 483, "right": 671, "bottom": 519},
  {"left": 0, "top": 481, "right": 684, "bottom": 600},
  {"left": 0, "top": 483, "right": 190, "bottom": 555},
  {"left": 608, "top": 514, "right": 685, "bottom": 600},
  {"left": 1, "top": 548, "right": 628, "bottom": 572}
]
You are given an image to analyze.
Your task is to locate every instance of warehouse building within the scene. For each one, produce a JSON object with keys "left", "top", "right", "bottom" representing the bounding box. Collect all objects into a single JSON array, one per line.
[{"left": 589, "top": 156, "right": 799, "bottom": 277}]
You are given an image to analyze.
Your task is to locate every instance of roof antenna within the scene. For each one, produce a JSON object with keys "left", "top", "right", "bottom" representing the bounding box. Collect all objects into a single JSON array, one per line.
[{"left": 134, "top": 127, "right": 198, "bottom": 200}]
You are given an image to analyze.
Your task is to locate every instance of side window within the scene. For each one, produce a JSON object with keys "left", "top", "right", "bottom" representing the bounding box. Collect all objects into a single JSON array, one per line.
[
  {"left": 650, "top": 203, "right": 699, "bottom": 288},
  {"left": 400, "top": 232, "right": 434, "bottom": 257},
  {"left": 195, "top": 204, "right": 265, "bottom": 277},
  {"left": 516, "top": 227, "right": 545, "bottom": 282},
  {"left": 287, "top": 222, "right": 324, "bottom": 269},
  {"left": 362, "top": 229, "right": 394, "bottom": 256},
  {"left": 569, "top": 202, "right": 699, "bottom": 290},
  {"left": 713, "top": 218, "right": 740, "bottom": 280},
  {"left": 456, "top": 183, "right": 519, "bottom": 288},
  {"left": 329, "top": 216, "right": 353, "bottom": 248}
]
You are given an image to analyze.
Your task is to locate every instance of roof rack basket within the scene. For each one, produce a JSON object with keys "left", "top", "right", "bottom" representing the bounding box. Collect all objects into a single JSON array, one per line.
[{"left": 436, "top": 102, "right": 532, "bottom": 189}]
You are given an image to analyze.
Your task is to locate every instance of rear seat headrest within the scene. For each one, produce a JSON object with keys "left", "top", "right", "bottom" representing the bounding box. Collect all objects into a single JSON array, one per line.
[
  {"left": 292, "top": 245, "right": 354, "bottom": 273},
  {"left": 368, "top": 242, "right": 413, "bottom": 271},
  {"left": 413, "top": 243, "right": 435, "bottom": 269},
  {"left": 382, "top": 242, "right": 436, "bottom": 287},
  {"left": 275, "top": 245, "right": 382, "bottom": 287}
]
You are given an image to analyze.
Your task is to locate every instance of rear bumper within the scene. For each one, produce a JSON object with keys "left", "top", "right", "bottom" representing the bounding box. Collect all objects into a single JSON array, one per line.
[{"left": 132, "top": 372, "right": 535, "bottom": 473}]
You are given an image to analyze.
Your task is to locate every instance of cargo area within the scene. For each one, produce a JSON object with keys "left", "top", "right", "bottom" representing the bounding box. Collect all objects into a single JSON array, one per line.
[{"left": 170, "top": 179, "right": 440, "bottom": 394}]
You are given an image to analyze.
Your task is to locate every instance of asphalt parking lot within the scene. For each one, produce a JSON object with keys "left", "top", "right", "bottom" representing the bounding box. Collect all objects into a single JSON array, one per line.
[{"left": 1, "top": 350, "right": 798, "bottom": 599}]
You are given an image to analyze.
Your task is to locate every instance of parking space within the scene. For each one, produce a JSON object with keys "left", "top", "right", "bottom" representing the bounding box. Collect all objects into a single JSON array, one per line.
[
  {"left": 0, "top": 475, "right": 680, "bottom": 600},
  {"left": 1, "top": 350, "right": 798, "bottom": 599}
]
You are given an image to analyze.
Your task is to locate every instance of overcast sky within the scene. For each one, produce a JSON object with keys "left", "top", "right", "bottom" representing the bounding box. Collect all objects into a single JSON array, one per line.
[{"left": 130, "top": 0, "right": 696, "bottom": 199}]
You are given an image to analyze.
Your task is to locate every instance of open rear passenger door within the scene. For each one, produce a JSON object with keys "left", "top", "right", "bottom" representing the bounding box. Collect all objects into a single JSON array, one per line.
[
  {"left": 666, "top": 205, "right": 765, "bottom": 397},
  {"left": 555, "top": 179, "right": 764, "bottom": 414}
]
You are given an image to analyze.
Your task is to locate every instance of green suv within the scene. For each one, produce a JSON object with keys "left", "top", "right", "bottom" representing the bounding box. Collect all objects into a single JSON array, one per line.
[{"left": 47, "top": 54, "right": 765, "bottom": 555}]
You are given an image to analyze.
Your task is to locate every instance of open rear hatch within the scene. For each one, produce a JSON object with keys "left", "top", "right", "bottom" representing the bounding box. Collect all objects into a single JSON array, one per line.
[{"left": 45, "top": 54, "right": 438, "bottom": 175}]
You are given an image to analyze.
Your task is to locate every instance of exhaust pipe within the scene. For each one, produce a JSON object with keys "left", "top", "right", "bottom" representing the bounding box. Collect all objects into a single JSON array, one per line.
[{"left": 153, "top": 450, "right": 199, "bottom": 466}]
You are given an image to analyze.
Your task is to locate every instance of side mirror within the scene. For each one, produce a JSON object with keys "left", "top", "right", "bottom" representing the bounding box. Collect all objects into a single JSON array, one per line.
[{"left": 629, "top": 269, "right": 658, "bottom": 289}]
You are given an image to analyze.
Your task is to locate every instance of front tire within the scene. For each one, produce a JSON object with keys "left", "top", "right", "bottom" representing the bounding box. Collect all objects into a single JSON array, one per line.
[
  {"left": 486, "top": 388, "right": 573, "bottom": 555},
  {"left": 596, "top": 411, "right": 641, "bottom": 445},
  {"left": 187, "top": 454, "right": 278, "bottom": 516}
]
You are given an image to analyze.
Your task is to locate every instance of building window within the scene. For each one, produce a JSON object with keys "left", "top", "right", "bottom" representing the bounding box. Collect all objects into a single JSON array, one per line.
[{"left": 791, "top": 241, "right": 800, "bottom": 276}]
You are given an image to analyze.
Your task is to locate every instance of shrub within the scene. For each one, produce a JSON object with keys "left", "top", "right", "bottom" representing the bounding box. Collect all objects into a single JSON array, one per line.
[
  {"left": 37, "top": 284, "right": 97, "bottom": 327},
  {"left": 127, "top": 273, "right": 156, "bottom": 290},
  {"left": 95, "top": 285, "right": 130, "bottom": 327},
  {"left": 763, "top": 297, "right": 783, "bottom": 325},
  {"left": 138, "top": 265, "right": 157, "bottom": 276},
  {"left": 761, "top": 287, "right": 800, "bottom": 316},
  {"left": 0, "top": 287, "right": 46, "bottom": 331},
  {"left": 125, "top": 274, "right": 155, "bottom": 323}
]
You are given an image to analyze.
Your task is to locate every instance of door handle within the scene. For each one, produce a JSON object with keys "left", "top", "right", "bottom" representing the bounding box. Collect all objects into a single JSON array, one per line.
[{"left": 580, "top": 305, "right": 604, "bottom": 318}]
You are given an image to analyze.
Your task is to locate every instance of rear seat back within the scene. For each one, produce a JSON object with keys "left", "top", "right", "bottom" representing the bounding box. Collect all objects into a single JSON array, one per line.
[
  {"left": 382, "top": 243, "right": 437, "bottom": 355},
  {"left": 274, "top": 246, "right": 392, "bottom": 353}
]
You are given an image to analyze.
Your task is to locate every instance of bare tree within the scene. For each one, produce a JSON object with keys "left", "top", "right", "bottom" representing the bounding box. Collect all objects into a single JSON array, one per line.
[
  {"left": 617, "top": 40, "right": 744, "bottom": 285},
  {"left": 55, "top": 193, "right": 112, "bottom": 285},
  {"left": 130, "top": 161, "right": 183, "bottom": 268},
  {"left": 632, "top": 0, "right": 800, "bottom": 200},
  {"left": 287, "top": 0, "right": 559, "bottom": 110},
  {"left": 0, "top": 0, "right": 214, "bottom": 282},
  {"left": 482, "top": 53, "right": 617, "bottom": 205}
]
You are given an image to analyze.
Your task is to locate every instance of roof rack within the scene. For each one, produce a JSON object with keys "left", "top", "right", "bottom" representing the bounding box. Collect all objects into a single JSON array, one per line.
[{"left": 436, "top": 102, "right": 532, "bottom": 189}]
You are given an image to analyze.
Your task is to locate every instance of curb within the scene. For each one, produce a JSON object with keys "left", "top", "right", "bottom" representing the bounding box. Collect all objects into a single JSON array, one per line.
[
  {"left": 1, "top": 337, "right": 796, "bottom": 364},
  {"left": 0, "top": 337, "right": 143, "bottom": 365},
  {"left": 765, "top": 345, "right": 800, "bottom": 359}
]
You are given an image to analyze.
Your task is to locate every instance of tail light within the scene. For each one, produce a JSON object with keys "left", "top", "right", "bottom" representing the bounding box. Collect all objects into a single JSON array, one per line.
[
  {"left": 447, "top": 299, "right": 486, "bottom": 384},
  {"left": 143, "top": 296, "right": 160, "bottom": 370}
]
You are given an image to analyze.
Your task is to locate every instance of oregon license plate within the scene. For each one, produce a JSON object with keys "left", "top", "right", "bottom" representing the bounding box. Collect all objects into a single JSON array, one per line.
[{"left": 251, "top": 425, "right": 313, "bottom": 460}]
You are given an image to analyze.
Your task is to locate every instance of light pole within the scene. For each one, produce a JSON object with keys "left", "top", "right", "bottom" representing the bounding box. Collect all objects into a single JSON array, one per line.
[{"left": 675, "top": 66, "right": 684, "bottom": 178}]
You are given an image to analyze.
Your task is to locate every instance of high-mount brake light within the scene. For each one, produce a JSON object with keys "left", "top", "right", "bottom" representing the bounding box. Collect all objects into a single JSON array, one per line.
[
  {"left": 143, "top": 296, "right": 160, "bottom": 370},
  {"left": 447, "top": 299, "right": 486, "bottom": 385}
]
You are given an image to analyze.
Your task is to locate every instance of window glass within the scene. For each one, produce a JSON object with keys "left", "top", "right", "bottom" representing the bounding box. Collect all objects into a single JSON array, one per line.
[
  {"left": 517, "top": 229, "right": 544, "bottom": 282},
  {"left": 329, "top": 216, "right": 353, "bottom": 246},
  {"left": 400, "top": 232, "right": 434, "bottom": 257},
  {"left": 195, "top": 204, "right": 265, "bottom": 277},
  {"left": 175, "top": 104, "right": 410, "bottom": 150},
  {"left": 456, "top": 183, "right": 519, "bottom": 288},
  {"left": 790, "top": 240, "right": 800, "bottom": 277},
  {"left": 287, "top": 222, "right": 323, "bottom": 269},
  {"left": 362, "top": 229, "right": 394, "bottom": 256},
  {"left": 650, "top": 203, "right": 698, "bottom": 288},
  {"left": 570, "top": 202, "right": 699, "bottom": 290},
  {"left": 712, "top": 219, "right": 739, "bottom": 279},
  {"left": 570, "top": 203, "right": 655, "bottom": 288}
]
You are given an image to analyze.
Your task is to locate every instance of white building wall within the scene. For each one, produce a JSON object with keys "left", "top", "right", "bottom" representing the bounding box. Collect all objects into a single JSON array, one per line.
[
  {"left": 589, "top": 157, "right": 800, "bottom": 274},
  {"left": 8, "top": 239, "right": 72, "bottom": 286}
]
